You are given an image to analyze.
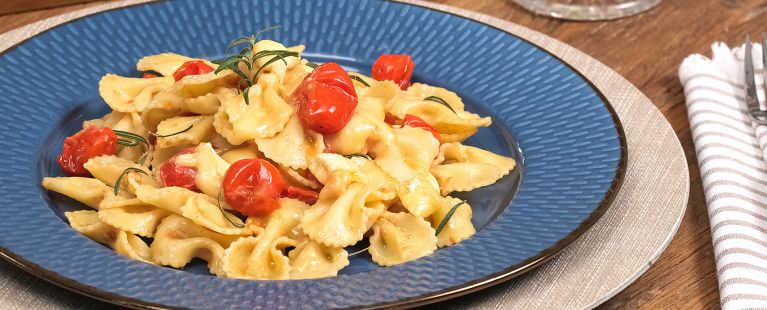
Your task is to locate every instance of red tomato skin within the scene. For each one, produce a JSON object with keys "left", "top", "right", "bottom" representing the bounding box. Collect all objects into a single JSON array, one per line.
[
  {"left": 295, "top": 62, "right": 358, "bottom": 135},
  {"left": 142, "top": 73, "right": 158, "bottom": 78},
  {"left": 371, "top": 54, "right": 415, "bottom": 90},
  {"left": 57, "top": 126, "right": 118, "bottom": 177},
  {"left": 223, "top": 159, "right": 286, "bottom": 217},
  {"left": 402, "top": 114, "right": 440, "bottom": 140},
  {"left": 159, "top": 148, "right": 199, "bottom": 191},
  {"left": 283, "top": 186, "right": 320, "bottom": 205},
  {"left": 172, "top": 60, "right": 214, "bottom": 82},
  {"left": 384, "top": 112, "right": 401, "bottom": 126}
]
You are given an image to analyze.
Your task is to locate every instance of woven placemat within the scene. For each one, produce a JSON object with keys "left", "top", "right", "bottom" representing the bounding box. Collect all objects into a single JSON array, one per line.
[{"left": 0, "top": 1, "right": 689, "bottom": 309}]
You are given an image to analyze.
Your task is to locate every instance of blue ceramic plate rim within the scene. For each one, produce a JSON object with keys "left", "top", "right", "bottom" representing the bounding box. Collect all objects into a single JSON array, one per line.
[{"left": 0, "top": 1, "right": 627, "bottom": 309}]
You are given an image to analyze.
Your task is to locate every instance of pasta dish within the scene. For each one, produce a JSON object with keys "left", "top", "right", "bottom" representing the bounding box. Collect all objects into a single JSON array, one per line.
[{"left": 42, "top": 30, "right": 515, "bottom": 280}]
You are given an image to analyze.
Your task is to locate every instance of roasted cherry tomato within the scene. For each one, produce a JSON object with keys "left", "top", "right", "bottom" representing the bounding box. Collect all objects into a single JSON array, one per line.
[
  {"left": 402, "top": 114, "right": 440, "bottom": 140},
  {"left": 172, "top": 60, "right": 214, "bottom": 82},
  {"left": 57, "top": 126, "right": 118, "bottom": 177},
  {"left": 223, "top": 159, "right": 286, "bottom": 216},
  {"left": 142, "top": 73, "right": 159, "bottom": 78},
  {"left": 159, "top": 148, "right": 198, "bottom": 191},
  {"left": 371, "top": 54, "right": 414, "bottom": 90},
  {"left": 284, "top": 186, "right": 320, "bottom": 205},
  {"left": 294, "top": 62, "right": 358, "bottom": 135},
  {"left": 384, "top": 112, "right": 402, "bottom": 126}
]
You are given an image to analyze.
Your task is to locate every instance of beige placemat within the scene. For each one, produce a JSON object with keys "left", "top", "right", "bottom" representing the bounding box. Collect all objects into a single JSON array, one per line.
[{"left": 0, "top": 1, "right": 689, "bottom": 309}]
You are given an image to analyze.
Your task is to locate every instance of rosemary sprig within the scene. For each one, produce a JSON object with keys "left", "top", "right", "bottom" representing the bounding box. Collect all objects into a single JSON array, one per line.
[
  {"left": 113, "top": 167, "right": 148, "bottom": 195},
  {"left": 343, "top": 154, "right": 372, "bottom": 160},
  {"left": 114, "top": 130, "right": 149, "bottom": 147},
  {"left": 424, "top": 96, "right": 457, "bottom": 114},
  {"left": 214, "top": 27, "right": 303, "bottom": 105},
  {"left": 217, "top": 190, "right": 245, "bottom": 228},
  {"left": 349, "top": 75, "right": 370, "bottom": 87},
  {"left": 434, "top": 200, "right": 466, "bottom": 236},
  {"left": 149, "top": 124, "right": 193, "bottom": 138}
]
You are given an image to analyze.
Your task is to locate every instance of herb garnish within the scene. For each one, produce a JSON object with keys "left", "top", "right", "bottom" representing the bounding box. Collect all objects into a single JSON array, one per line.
[
  {"left": 213, "top": 26, "right": 299, "bottom": 105},
  {"left": 424, "top": 96, "right": 456, "bottom": 114},
  {"left": 149, "top": 124, "right": 193, "bottom": 138},
  {"left": 434, "top": 200, "right": 466, "bottom": 236},
  {"left": 217, "top": 190, "right": 245, "bottom": 228},
  {"left": 348, "top": 247, "right": 369, "bottom": 257},
  {"left": 113, "top": 167, "right": 148, "bottom": 195},
  {"left": 114, "top": 130, "right": 149, "bottom": 147},
  {"left": 343, "top": 154, "right": 372, "bottom": 160},
  {"left": 349, "top": 75, "right": 370, "bottom": 87},
  {"left": 305, "top": 62, "right": 319, "bottom": 69}
]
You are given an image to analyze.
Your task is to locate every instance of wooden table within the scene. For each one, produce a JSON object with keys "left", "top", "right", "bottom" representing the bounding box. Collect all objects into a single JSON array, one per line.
[{"left": 2, "top": 0, "right": 756, "bottom": 308}]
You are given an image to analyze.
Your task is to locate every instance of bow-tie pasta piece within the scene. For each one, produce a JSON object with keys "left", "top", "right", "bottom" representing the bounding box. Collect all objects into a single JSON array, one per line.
[
  {"left": 223, "top": 198, "right": 308, "bottom": 280},
  {"left": 372, "top": 125, "right": 440, "bottom": 183},
  {"left": 83, "top": 155, "right": 159, "bottom": 195},
  {"left": 98, "top": 195, "right": 172, "bottom": 238},
  {"left": 141, "top": 71, "right": 238, "bottom": 131},
  {"left": 308, "top": 153, "right": 397, "bottom": 201},
  {"left": 431, "top": 142, "right": 516, "bottom": 195},
  {"left": 324, "top": 95, "right": 387, "bottom": 155},
  {"left": 134, "top": 185, "right": 250, "bottom": 236},
  {"left": 136, "top": 53, "right": 215, "bottom": 77},
  {"left": 255, "top": 114, "right": 325, "bottom": 170},
  {"left": 151, "top": 214, "right": 240, "bottom": 276},
  {"left": 355, "top": 79, "right": 400, "bottom": 111},
  {"left": 388, "top": 83, "right": 491, "bottom": 143},
  {"left": 99, "top": 74, "right": 174, "bottom": 113},
  {"left": 288, "top": 239, "right": 349, "bottom": 280},
  {"left": 396, "top": 172, "right": 442, "bottom": 218},
  {"left": 429, "top": 197, "right": 475, "bottom": 247},
  {"left": 65, "top": 210, "right": 153, "bottom": 264},
  {"left": 171, "top": 143, "right": 231, "bottom": 198},
  {"left": 301, "top": 181, "right": 385, "bottom": 248},
  {"left": 214, "top": 84, "right": 293, "bottom": 145},
  {"left": 42, "top": 177, "right": 112, "bottom": 209},
  {"left": 154, "top": 115, "right": 214, "bottom": 149},
  {"left": 252, "top": 40, "right": 303, "bottom": 84},
  {"left": 368, "top": 211, "right": 438, "bottom": 266},
  {"left": 220, "top": 144, "right": 261, "bottom": 164},
  {"left": 185, "top": 87, "right": 237, "bottom": 115}
]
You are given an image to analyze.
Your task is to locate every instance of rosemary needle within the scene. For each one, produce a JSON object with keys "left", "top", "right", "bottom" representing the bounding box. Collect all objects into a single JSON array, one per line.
[{"left": 434, "top": 200, "right": 466, "bottom": 236}]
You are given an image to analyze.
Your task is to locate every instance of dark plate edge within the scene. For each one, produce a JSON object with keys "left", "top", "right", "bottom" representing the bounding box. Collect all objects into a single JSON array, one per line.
[{"left": 0, "top": 1, "right": 629, "bottom": 310}]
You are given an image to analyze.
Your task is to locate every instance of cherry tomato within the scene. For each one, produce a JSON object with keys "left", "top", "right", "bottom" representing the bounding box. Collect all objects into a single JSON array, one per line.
[
  {"left": 159, "top": 148, "right": 198, "bottom": 191},
  {"left": 294, "top": 62, "right": 358, "bottom": 135},
  {"left": 283, "top": 186, "right": 320, "bottom": 205},
  {"left": 142, "top": 73, "right": 159, "bottom": 78},
  {"left": 402, "top": 114, "right": 440, "bottom": 140},
  {"left": 384, "top": 112, "right": 402, "bottom": 126},
  {"left": 172, "top": 60, "right": 214, "bottom": 82},
  {"left": 223, "top": 159, "right": 286, "bottom": 216},
  {"left": 57, "top": 126, "right": 118, "bottom": 177},
  {"left": 371, "top": 54, "right": 414, "bottom": 90}
]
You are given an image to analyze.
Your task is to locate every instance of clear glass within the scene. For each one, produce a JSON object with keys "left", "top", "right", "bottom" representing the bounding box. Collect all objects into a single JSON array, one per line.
[{"left": 512, "top": 0, "right": 662, "bottom": 21}]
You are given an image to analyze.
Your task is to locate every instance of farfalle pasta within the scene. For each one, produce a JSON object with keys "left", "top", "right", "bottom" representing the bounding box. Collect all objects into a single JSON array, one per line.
[{"left": 43, "top": 33, "right": 515, "bottom": 279}]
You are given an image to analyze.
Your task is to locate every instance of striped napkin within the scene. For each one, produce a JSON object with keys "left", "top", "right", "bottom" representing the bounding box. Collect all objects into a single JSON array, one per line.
[{"left": 680, "top": 42, "right": 767, "bottom": 309}]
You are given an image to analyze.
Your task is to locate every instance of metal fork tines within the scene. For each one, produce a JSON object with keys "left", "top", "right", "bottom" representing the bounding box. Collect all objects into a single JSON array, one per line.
[{"left": 745, "top": 34, "right": 767, "bottom": 125}]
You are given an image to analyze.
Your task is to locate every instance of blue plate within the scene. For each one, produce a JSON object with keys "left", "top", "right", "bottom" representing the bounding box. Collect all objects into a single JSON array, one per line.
[{"left": 0, "top": 0, "right": 626, "bottom": 308}]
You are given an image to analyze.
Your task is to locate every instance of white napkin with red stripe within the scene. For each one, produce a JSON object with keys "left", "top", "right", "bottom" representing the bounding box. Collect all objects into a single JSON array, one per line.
[{"left": 680, "top": 42, "right": 767, "bottom": 309}]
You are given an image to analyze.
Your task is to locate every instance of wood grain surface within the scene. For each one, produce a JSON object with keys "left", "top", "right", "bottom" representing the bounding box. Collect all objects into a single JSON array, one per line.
[{"left": 1, "top": 0, "right": 761, "bottom": 308}]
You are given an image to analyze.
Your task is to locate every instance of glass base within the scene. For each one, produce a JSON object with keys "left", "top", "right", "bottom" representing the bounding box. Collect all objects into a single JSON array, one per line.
[{"left": 512, "top": 0, "right": 662, "bottom": 21}]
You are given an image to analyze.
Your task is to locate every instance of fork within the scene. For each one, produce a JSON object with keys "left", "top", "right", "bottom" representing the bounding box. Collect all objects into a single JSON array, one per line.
[{"left": 745, "top": 34, "right": 767, "bottom": 125}]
